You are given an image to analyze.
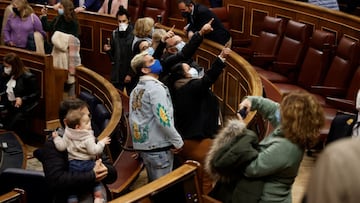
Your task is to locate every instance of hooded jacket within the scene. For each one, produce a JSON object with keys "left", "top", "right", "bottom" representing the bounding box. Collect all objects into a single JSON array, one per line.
[{"left": 205, "top": 119, "right": 263, "bottom": 203}]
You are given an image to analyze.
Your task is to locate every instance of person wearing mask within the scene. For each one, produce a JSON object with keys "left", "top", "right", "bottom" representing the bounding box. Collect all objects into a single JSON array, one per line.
[
  {"left": 165, "top": 46, "right": 231, "bottom": 194},
  {"left": 129, "top": 51, "right": 184, "bottom": 182},
  {"left": 160, "top": 34, "right": 205, "bottom": 78},
  {"left": 41, "top": 0, "right": 81, "bottom": 96},
  {"left": 40, "top": 0, "right": 80, "bottom": 38},
  {"left": 0, "top": 53, "right": 40, "bottom": 143},
  {"left": 3, "top": 0, "right": 46, "bottom": 50},
  {"left": 98, "top": 0, "right": 127, "bottom": 16},
  {"left": 206, "top": 91, "right": 324, "bottom": 202},
  {"left": 104, "top": 6, "right": 136, "bottom": 94},
  {"left": 177, "top": 0, "right": 231, "bottom": 46},
  {"left": 132, "top": 39, "right": 153, "bottom": 56},
  {"left": 152, "top": 19, "right": 214, "bottom": 82},
  {"left": 34, "top": 98, "right": 117, "bottom": 203}
]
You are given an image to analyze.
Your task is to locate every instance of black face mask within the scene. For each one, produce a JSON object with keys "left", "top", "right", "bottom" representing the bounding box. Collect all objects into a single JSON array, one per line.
[
  {"left": 181, "top": 12, "right": 190, "bottom": 18},
  {"left": 12, "top": 7, "right": 20, "bottom": 16}
]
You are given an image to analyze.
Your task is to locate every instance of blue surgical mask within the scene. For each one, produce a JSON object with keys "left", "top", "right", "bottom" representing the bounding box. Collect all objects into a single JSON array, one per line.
[
  {"left": 148, "top": 59, "right": 162, "bottom": 75},
  {"left": 145, "top": 47, "right": 154, "bottom": 56},
  {"left": 175, "top": 41, "right": 186, "bottom": 52},
  {"left": 188, "top": 67, "right": 199, "bottom": 78},
  {"left": 58, "top": 8, "right": 64, "bottom": 15}
]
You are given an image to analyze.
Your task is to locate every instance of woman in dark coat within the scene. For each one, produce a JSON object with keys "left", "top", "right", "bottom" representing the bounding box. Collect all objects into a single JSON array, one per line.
[{"left": 0, "top": 52, "right": 40, "bottom": 141}]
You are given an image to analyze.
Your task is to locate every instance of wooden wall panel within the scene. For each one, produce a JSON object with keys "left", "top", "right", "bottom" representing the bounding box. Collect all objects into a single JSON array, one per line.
[{"left": 227, "top": 4, "right": 246, "bottom": 39}]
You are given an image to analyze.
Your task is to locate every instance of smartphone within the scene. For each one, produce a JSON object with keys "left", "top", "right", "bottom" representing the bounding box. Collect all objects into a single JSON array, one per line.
[
  {"left": 106, "top": 38, "right": 110, "bottom": 45},
  {"left": 157, "top": 15, "right": 162, "bottom": 23},
  {"left": 238, "top": 107, "right": 248, "bottom": 119}
]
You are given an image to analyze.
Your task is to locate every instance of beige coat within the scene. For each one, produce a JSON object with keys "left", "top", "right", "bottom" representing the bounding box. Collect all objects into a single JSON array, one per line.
[{"left": 51, "top": 31, "right": 81, "bottom": 84}]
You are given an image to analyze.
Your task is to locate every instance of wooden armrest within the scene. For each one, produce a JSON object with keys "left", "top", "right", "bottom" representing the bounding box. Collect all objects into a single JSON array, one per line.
[
  {"left": 109, "top": 160, "right": 201, "bottom": 203},
  {"left": 310, "top": 86, "right": 346, "bottom": 97},
  {"left": 326, "top": 97, "right": 356, "bottom": 113},
  {"left": 0, "top": 188, "right": 26, "bottom": 203}
]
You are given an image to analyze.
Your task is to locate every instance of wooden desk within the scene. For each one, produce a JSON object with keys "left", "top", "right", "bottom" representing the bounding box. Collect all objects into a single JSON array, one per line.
[{"left": 0, "top": 131, "right": 26, "bottom": 173}]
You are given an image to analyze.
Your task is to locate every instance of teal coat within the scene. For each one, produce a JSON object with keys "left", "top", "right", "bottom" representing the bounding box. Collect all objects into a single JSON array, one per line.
[
  {"left": 245, "top": 96, "right": 304, "bottom": 203},
  {"left": 205, "top": 119, "right": 263, "bottom": 203}
]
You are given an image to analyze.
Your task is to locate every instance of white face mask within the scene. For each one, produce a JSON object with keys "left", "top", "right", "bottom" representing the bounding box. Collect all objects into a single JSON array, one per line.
[
  {"left": 175, "top": 41, "right": 186, "bottom": 52},
  {"left": 119, "top": 23, "right": 128, "bottom": 31},
  {"left": 356, "top": 89, "right": 360, "bottom": 112},
  {"left": 188, "top": 67, "right": 199, "bottom": 78},
  {"left": 4, "top": 66, "right": 12, "bottom": 75}
]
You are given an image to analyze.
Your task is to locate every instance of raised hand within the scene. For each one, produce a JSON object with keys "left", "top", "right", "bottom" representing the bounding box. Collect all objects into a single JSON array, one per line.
[
  {"left": 100, "top": 136, "right": 111, "bottom": 145},
  {"left": 238, "top": 99, "right": 251, "bottom": 116},
  {"left": 199, "top": 18, "right": 214, "bottom": 36},
  {"left": 162, "top": 25, "right": 175, "bottom": 42},
  {"left": 219, "top": 47, "right": 232, "bottom": 59}
]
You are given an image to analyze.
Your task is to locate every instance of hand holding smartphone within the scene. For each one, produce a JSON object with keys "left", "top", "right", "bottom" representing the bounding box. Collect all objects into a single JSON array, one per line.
[{"left": 238, "top": 107, "right": 248, "bottom": 119}]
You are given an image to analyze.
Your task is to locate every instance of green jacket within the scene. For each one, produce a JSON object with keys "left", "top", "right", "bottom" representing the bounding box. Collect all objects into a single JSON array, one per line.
[
  {"left": 245, "top": 96, "right": 304, "bottom": 203},
  {"left": 205, "top": 119, "right": 263, "bottom": 203}
]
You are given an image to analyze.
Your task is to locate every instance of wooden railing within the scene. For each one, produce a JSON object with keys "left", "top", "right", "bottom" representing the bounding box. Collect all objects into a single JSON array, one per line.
[
  {"left": 109, "top": 160, "right": 202, "bottom": 203},
  {"left": 75, "top": 65, "right": 122, "bottom": 141}
]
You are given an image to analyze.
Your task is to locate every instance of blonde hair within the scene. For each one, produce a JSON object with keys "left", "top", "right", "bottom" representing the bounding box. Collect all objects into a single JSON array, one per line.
[
  {"left": 133, "top": 17, "right": 154, "bottom": 38},
  {"left": 280, "top": 91, "right": 325, "bottom": 149},
  {"left": 131, "top": 51, "right": 148, "bottom": 75},
  {"left": 152, "top": 28, "right": 166, "bottom": 43},
  {"left": 12, "top": 0, "right": 33, "bottom": 18}
]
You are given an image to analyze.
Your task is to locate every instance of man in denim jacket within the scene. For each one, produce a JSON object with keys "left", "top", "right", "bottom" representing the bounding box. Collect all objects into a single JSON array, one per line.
[{"left": 129, "top": 51, "right": 184, "bottom": 182}]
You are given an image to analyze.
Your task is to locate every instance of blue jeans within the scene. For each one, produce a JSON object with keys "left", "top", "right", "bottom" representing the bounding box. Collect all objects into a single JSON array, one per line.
[
  {"left": 69, "top": 159, "right": 95, "bottom": 172},
  {"left": 140, "top": 150, "right": 173, "bottom": 182}
]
